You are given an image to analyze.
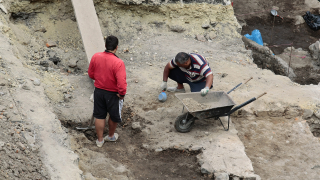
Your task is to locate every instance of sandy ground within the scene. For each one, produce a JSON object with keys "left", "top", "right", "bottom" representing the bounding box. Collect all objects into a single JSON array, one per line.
[{"left": 0, "top": 0, "right": 320, "bottom": 180}]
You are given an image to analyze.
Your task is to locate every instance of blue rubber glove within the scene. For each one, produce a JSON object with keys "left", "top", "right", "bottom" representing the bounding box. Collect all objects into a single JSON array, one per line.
[{"left": 201, "top": 87, "right": 209, "bottom": 96}]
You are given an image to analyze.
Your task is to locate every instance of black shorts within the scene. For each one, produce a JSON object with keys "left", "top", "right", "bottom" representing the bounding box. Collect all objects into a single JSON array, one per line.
[{"left": 93, "top": 88, "right": 123, "bottom": 123}]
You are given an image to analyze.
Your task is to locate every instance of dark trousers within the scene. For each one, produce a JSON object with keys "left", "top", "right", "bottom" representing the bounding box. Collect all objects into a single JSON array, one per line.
[{"left": 168, "top": 68, "right": 210, "bottom": 92}]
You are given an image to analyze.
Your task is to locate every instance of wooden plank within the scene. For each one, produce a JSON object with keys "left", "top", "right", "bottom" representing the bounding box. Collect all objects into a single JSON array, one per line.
[{"left": 71, "top": 0, "right": 105, "bottom": 63}]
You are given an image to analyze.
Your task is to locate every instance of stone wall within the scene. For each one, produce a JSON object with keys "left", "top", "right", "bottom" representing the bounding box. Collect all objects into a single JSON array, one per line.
[
  {"left": 304, "top": 109, "right": 320, "bottom": 137},
  {"left": 242, "top": 36, "right": 296, "bottom": 79}
]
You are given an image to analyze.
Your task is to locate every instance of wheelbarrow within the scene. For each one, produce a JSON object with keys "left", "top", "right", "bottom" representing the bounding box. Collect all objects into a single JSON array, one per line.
[{"left": 174, "top": 78, "right": 266, "bottom": 133}]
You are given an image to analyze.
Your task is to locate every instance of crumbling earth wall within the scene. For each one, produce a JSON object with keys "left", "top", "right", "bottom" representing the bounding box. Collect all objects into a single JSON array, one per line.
[{"left": 242, "top": 36, "right": 296, "bottom": 79}]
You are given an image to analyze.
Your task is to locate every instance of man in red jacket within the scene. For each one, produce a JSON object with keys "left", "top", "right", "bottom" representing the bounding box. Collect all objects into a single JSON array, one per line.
[{"left": 88, "top": 35, "right": 127, "bottom": 147}]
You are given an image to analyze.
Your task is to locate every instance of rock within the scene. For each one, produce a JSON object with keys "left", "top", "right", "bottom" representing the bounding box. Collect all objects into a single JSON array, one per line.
[
  {"left": 272, "top": 6, "right": 279, "bottom": 11},
  {"left": 0, "top": 4, "right": 7, "bottom": 14},
  {"left": 201, "top": 162, "right": 214, "bottom": 174},
  {"left": 17, "top": 142, "right": 25, "bottom": 150},
  {"left": 155, "top": 148, "right": 163, "bottom": 152},
  {"left": 0, "top": 141, "right": 4, "bottom": 147},
  {"left": 22, "top": 84, "right": 31, "bottom": 90},
  {"left": 114, "top": 165, "right": 127, "bottom": 173},
  {"left": 46, "top": 40, "right": 57, "bottom": 48},
  {"left": 202, "top": 24, "right": 210, "bottom": 29},
  {"left": 64, "top": 94, "right": 72, "bottom": 102},
  {"left": 214, "top": 172, "right": 229, "bottom": 180},
  {"left": 189, "top": 145, "right": 202, "bottom": 151},
  {"left": 68, "top": 58, "right": 78, "bottom": 68},
  {"left": 131, "top": 122, "right": 141, "bottom": 130},
  {"left": 302, "top": 109, "right": 313, "bottom": 119},
  {"left": 142, "top": 143, "right": 149, "bottom": 149},
  {"left": 196, "top": 34, "right": 206, "bottom": 42},
  {"left": 210, "top": 21, "right": 217, "bottom": 27},
  {"left": 89, "top": 93, "right": 94, "bottom": 102},
  {"left": 23, "top": 133, "right": 35, "bottom": 145},
  {"left": 47, "top": 50, "right": 57, "bottom": 58},
  {"left": 221, "top": 73, "right": 228, "bottom": 78},
  {"left": 0, "top": 78, "right": 6, "bottom": 86},
  {"left": 294, "top": 15, "right": 305, "bottom": 25},
  {"left": 35, "top": 27, "right": 46, "bottom": 33},
  {"left": 169, "top": 25, "right": 185, "bottom": 33},
  {"left": 309, "top": 41, "right": 320, "bottom": 60},
  {"left": 9, "top": 104, "right": 13, "bottom": 109},
  {"left": 0, "top": 105, "right": 5, "bottom": 111},
  {"left": 232, "top": 177, "right": 240, "bottom": 180},
  {"left": 314, "top": 109, "right": 320, "bottom": 119},
  {"left": 39, "top": 60, "right": 49, "bottom": 67},
  {"left": 33, "top": 79, "right": 41, "bottom": 86},
  {"left": 206, "top": 31, "right": 217, "bottom": 40},
  {"left": 141, "top": 128, "right": 150, "bottom": 137}
]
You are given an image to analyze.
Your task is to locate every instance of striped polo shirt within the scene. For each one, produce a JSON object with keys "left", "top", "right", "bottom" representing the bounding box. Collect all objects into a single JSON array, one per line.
[{"left": 170, "top": 53, "right": 212, "bottom": 82}]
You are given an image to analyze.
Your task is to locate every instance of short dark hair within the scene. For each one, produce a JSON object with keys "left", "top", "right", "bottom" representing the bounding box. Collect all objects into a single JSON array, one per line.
[
  {"left": 105, "top": 35, "right": 118, "bottom": 51},
  {"left": 175, "top": 52, "right": 189, "bottom": 64}
]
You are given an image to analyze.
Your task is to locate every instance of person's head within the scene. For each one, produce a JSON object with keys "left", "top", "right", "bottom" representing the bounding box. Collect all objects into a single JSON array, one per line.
[
  {"left": 175, "top": 52, "right": 191, "bottom": 68},
  {"left": 105, "top": 35, "right": 118, "bottom": 51}
]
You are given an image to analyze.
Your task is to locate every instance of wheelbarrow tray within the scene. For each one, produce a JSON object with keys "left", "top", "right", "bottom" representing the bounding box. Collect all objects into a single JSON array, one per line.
[{"left": 175, "top": 91, "right": 236, "bottom": 119}]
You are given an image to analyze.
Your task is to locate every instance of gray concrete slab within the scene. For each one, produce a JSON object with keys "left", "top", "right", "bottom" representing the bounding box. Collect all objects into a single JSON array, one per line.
[{"left": 71, "top": 0, "right": 105, "bottom": 63}]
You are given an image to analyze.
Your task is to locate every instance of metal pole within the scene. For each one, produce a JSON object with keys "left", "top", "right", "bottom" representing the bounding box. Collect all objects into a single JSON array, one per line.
[
  {"left": 288, "top": 43, "right": 293, "bottom": 76},
  {"left": 270, "top": 15, "right": 275, "bottom": 45}
]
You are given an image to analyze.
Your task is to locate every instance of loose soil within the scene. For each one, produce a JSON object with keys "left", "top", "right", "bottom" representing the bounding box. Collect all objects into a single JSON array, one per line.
[
  {"left": 234, "top": 0, "right": 320, "bottom": 55},
  {"left": 233, "top": 0, "right": 320, "bottom": 85},
  {"left": 233, "top": 115, "right": 320, "bottom": 180},
  {"left": 182, "top": 98, "right": 211, "bottom": 112},
  {"left": 62, "top": 107, "right": 210, "bottom": 180}
]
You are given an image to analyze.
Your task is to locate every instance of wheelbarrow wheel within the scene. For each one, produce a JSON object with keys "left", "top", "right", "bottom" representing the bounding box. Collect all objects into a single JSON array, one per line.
[{"left": 174, "top": 113, "right": 195, "bottom": 133}]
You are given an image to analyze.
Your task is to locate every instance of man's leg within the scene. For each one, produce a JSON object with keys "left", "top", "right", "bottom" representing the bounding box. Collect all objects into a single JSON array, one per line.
[
  {"left": 177, "top": 83, "right": 184, "bottom": 89},
  {"left": 105, "top": 98, "right": 122, "bottom": 141},
  {"left": 168, "top": 68, "right": 188, "bottom": 91},
  {"left": 95, "top": 118, "right": 106, "bottom": 142},
  {"left": 93, "top": 88, "right": 108, "bottom": 146},
  {"left": 108, "top": 117, "right": 117, "bottom": 138}
]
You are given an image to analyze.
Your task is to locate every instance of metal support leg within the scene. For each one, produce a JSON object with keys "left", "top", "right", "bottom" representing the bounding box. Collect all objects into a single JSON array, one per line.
[{"left": 218, "top": 116, "right": 230, "bottom": 131}]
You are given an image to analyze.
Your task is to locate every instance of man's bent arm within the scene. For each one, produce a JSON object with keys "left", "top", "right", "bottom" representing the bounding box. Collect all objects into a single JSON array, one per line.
[
  {"left": 205, "top": 74, "right": 213, "bottom": 88},
  {"left": 163, "top": 62, "right": 174, "bottom": 82},
  {"left": 116, "top": 62, "right": 127, "bottom": 96}
]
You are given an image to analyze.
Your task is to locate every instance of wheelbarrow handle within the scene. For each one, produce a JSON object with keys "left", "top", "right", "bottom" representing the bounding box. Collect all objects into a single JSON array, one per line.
[
  {"left": 227, "top": 91, "right": 267, "bottom": 115},
  {"left": 256, "top": 92, "right": 267, "bottom": 99},
  {"left": 227, "top": 77, "right": 253, "bottom": 94},
  {"left": 244, "top": 77, "right": 253, "bottom": 84}
]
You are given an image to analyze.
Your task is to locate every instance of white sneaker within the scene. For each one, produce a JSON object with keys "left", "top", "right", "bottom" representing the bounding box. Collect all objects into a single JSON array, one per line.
[
  {"left": 167, "top": 87, "right": 186, "bottom": 93},
  {"left": 96, "top": 139, "right": 104, "bottom": 147},
  {"left": 104, "top": 133, "right": 119, "bottom": 142}
]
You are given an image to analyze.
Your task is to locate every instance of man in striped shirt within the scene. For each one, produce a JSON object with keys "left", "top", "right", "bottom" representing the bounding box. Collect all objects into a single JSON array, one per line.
[{"left": 160, "top": 52, "right": 213, "bottom": 96}]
